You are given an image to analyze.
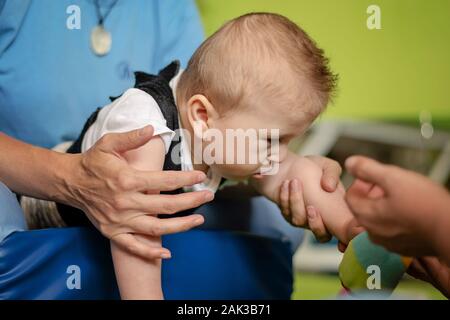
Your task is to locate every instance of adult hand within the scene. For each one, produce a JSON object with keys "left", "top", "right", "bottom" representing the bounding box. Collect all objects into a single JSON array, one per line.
[
  {"left": 408, "top": 257, "right": 450, "bottom": 298},
  {"left": 60, "top": 125, "right": 214, "bottom": 259},
  {"left": 278, "top": 156, "right": 342, "bottom": 243},
  {"left": 345, "top": 155, "right": 450, "bottom": 258}
]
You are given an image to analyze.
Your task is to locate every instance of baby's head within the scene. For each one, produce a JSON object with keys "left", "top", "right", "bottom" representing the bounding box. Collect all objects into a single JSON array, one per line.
[{"left": 176, "top": 13, "right": 337, "bottom": 179}]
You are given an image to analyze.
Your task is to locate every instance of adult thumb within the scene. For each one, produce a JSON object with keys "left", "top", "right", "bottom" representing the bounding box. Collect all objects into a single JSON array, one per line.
[
  {"left": 100, "top": 125, "right": 154, "bottom": 154},
  {"left": 345, "top": 155, "right": 388, "bottom": 188}
]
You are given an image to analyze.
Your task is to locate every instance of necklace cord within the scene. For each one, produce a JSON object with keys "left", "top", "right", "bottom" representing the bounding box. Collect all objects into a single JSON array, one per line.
[{"left": 94, "top": 0, "right": 119, "bottom": 26}]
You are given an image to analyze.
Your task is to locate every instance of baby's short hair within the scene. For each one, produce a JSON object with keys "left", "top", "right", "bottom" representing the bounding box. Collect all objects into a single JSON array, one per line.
[{"left": 177, "top": 13, "right": 337, "bottom": 118}]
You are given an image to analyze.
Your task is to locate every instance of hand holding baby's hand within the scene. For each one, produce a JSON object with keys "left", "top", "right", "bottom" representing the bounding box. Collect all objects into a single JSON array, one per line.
[
  {"left": 277, "top": 155, "right": 345, "bottom": 243},
  {"left": 278, "top": 179, "right": 332, "bottom": 243},
  {"left": 345, "top": 155, "right": 450, "bottom": 257}
]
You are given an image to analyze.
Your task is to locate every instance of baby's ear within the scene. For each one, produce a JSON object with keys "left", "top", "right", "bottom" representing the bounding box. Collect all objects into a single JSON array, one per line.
[{"left": 186, "top": 94, "right": 218, "bottom": 138}]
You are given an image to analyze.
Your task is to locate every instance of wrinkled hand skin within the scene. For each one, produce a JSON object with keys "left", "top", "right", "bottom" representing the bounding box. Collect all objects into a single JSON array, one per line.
[{"left": 58, "top": 126, "right": 214, "bottom": 259}]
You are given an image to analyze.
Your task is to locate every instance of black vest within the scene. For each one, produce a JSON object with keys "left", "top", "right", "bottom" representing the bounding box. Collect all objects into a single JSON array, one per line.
[{"left": 58, "top": 61, "right": 186, "bottom": 226}]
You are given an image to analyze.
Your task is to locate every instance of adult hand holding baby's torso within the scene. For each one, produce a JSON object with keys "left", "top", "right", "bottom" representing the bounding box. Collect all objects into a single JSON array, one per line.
[{"left": 62, "top": 125, "right": 213, "bottom": 260}]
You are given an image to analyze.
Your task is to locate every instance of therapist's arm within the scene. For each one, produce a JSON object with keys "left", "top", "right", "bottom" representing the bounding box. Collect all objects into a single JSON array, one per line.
[{"left": 0, "top": 126, "right": 214, "bottom": 259}]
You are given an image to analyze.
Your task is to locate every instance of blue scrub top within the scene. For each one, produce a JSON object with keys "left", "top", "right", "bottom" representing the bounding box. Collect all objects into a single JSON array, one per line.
[{"left": 0, "top": 0, "right": 204, "bottom": 148}]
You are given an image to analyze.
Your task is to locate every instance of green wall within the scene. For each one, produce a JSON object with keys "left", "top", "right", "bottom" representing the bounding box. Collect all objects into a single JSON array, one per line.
[{"left": 197, "top": 0, "right": 450, "bottom": 125}]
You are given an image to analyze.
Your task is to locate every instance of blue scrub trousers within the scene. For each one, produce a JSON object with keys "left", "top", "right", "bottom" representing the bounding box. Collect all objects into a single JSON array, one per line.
[
  {"left": 0, "top": 181, "right": 303, "bottom": 299},
  {"left": 0, "top": 182, "right": 27, "bottom": 243}
]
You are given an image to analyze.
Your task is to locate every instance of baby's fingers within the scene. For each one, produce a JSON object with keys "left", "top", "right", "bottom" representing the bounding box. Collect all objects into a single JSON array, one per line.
[
  {"left": 307, "top": 206, "right": 332, "bottom": 243},
  {"left": 279, "top": 180, "right": 291, "bottom": 221},
  {"left": 288, "top": 179, "right": 307, "bottom": 227},
  {"left": 113, "top": 233, "right": 171, "bottom": 260}
]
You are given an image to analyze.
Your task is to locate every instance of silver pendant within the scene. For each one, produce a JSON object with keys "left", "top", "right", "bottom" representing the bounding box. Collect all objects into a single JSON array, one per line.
[{"left": 90, "top": 25, "right": 112, "bottom": 56}]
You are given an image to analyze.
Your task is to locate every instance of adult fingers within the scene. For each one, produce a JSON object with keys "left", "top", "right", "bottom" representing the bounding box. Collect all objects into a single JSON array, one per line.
[
  {"left": 99, "top": 125, "right": 155, "bottom": 154},
  {"left": 126, "top": 190, "right": 214, "bottom": 214},
  {"left": 345, "top": 189, "right": 380, "bottom": 221},
  {"left": 347, "top": 179, "right": 385, "bottom": 199},
  {"left": 347, "top": 179, "right": 375, "bottom": 198},
  {"left": 288, "top": 179, "right": 307, "bottom": 226},
  {"left": 367, "top": 184, "right": 385, "bottom": 199},
  {"left": 408, "top": 258, "right": 427, "bottom": 276},
  {"left": 112, "top": 233, "right": 171, "bottom": 260},
  {"left": 366, "top": 232, "right": 390, "bottom": 251},
  {"left": 307, "top": 206, "right": 332, "bottom": 243},
  {"left": 126, "top": 214, "right": 205, "bottom": 237},
  {"left": 415, "top": 257, "right": 450, "bottom": 297},
  {"left": 345, "top": 156, "right": 390, "bottom": 189},
  {"left": 133, "top": 170, "right": 207, "bottom": 192}
]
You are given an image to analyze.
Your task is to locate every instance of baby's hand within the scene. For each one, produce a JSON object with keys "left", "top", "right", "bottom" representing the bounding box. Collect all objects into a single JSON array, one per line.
[
  {"left": 278, "top": 179, "right": 332, "bottom": 243},
  {"left": 278, "top": 177, "right": 364, "bottom": 245}
]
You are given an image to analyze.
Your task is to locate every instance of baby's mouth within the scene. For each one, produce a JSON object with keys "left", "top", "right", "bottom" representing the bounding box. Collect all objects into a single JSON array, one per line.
[{"left": 252, "top": 172, "right": 264, "bottom": 179}]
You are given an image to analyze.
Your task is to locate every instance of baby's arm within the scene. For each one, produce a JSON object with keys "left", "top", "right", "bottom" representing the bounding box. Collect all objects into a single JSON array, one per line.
[
  {"left": 111, "top": 136, "right": 166, "bottom": 299},
  {"left": 250, "top": 152, "right": 359, "bottom": 244}
]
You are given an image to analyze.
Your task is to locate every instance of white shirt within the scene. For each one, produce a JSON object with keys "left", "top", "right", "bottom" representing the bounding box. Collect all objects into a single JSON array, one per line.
[{"left": 81, "top": 70, "right": 222, "bottom": 193}]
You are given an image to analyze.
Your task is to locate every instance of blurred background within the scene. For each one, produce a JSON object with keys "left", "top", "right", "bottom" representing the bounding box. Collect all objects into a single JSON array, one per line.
[{"left": 197, "top": 0, "right": 449, "bottom": 299}]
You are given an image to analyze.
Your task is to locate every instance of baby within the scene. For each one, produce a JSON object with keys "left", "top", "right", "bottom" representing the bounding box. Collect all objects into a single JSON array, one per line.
[{"left": 58, "top": 13, "right": 361, "bottom": 299}]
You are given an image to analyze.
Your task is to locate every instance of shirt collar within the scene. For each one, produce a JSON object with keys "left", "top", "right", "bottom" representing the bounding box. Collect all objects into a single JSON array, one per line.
[{"left": 169, "top": 68, "right": 183, "bottom": 107}]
